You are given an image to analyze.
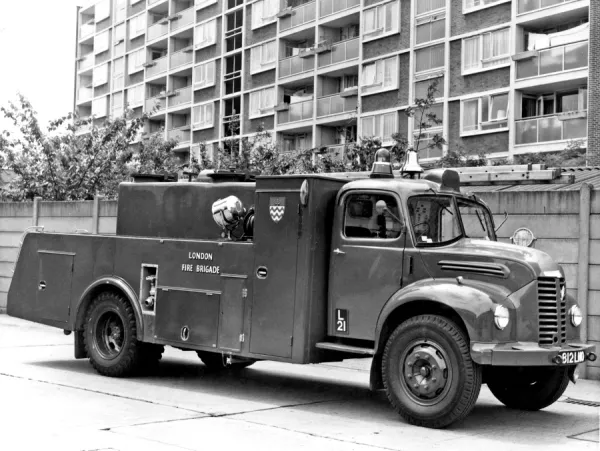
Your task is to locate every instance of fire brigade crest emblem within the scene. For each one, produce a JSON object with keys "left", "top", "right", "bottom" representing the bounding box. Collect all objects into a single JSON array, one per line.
[{"left": 269, "top": 197, "right": 285, "bottom": 223}]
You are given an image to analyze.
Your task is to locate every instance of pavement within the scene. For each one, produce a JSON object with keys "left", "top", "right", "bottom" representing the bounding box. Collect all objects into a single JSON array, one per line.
[{"left": 0, "top": 315, "right": 598, "bottom": 451}]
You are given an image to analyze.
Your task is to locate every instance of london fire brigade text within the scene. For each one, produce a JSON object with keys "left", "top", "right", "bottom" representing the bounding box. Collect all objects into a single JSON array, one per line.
[{"left": 181, "top": 264, "right": 220, "bottom": 273}]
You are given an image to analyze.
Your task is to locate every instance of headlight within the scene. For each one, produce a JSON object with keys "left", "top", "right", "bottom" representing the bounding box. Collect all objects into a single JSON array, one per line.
[
  {"left": 494, "top": 305, "right": 510, "bottom": 330},
  {"left": 569, "top": 305, "right": 583, "bottom": 327}
]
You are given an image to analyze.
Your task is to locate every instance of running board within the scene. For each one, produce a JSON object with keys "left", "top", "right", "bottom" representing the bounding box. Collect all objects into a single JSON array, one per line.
[{"left": 315, "top": 342, "right": 375, "bottom": 355}]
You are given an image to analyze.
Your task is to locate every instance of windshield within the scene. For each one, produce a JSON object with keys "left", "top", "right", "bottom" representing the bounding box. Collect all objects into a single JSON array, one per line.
[{"left": 407, "top": 195, "right": 495, "bottom": 245}]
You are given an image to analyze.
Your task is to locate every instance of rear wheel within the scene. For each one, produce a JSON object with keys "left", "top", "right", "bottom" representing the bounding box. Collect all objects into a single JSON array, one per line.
[
  {"left": 382, "top": 315, "right": 482, "bottom": 428},
  {"left": 487, "top": 366, "right": 569, "bottom": 411},
  {"left": 197, "top": 351, "right": 255, "bottom": 370}
]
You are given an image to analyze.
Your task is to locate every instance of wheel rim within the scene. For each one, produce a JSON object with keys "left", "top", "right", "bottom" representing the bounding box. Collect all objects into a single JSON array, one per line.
[
  {"left": 94, "top": 310, "right": 125, "bottom": 360},
  {"left": 400, "top": 340, "right": 453, "bottom": 406}
]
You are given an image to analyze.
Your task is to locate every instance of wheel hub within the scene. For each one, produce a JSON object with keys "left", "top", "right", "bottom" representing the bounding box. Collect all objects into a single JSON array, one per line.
[
  {"left": 95, "top": 312, "right": 125, "bottom": 359},
  {"left": 403, "top": 344, "right": 448, "bottom": 400}
]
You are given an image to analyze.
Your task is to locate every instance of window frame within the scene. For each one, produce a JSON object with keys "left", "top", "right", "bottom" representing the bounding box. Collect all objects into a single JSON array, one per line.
[
  {"left": 129, "top": 13, "right": 147, "bottom": 40},
  {"left": 94, "top": 30, "right": 110, "bottom": 54},
  {"left": 194, "top": 60, "right": 217, "bottom": 90},
  {"left": 463, "top": 0, "right": 510, "bottom": 15},
  {"left": 250, "top": 40, "right": 277, "bottom": 74},
  {"left": 360, "top": 111, "right": 398, "bottom": 145},
  {"left": 414, "top": 44, "right": 445, "bottom": 75},
  {"left": 461, "top": 27, "right": 511, "bottom": 75},
  {"left": 193, "top": 101, "right": 215, "bottom": 130},
  {"left": 414, "top": 12, "right": 446, "bottom": 47},
  {"left": 92, "top": 96, "right": 109, "bottom": 118},
  {"left": 126, "top": 84, "right": 144, "bottom": 108},
  {"left": 415, "top": 0, "right": 446, "bottom": 17},
  {"left": 194, "top": 18, "right": 217, "bottom": 49},
  {"left": 127, "top": 48, "right": 146, "bottom": 75},
  {"left": 248, "top": 86, "right": 276, "bottom": 119},
  {"left": 460, "top": 91, "right": 510, "bottom": 137},
  {"left": 251, "top": 0, "right": 278, "bottom": 30},
  {"left": 362, "top": 0, "right": 401, "bottom": 43},
  {"left": 360, "top": 56, "right": 399, "bottom": 96},
  {"left": 93, "top": 63, "right": 110, "bottom": 87}
]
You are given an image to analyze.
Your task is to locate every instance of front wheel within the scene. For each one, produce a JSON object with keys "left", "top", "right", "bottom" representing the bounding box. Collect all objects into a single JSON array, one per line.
[
  {"left": 487, "top": 366, "right": 569, "bottom": 411},
  {"left": 382, "top": 315, "right": 482, "bottom": 428}
]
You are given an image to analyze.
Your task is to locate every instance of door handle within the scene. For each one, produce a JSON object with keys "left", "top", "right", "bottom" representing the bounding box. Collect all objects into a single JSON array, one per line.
[{"left": 333, "top": 248, "right": 345, "bottom": 255}]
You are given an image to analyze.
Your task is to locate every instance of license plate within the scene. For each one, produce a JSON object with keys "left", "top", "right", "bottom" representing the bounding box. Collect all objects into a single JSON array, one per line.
[{"left": 560, "top": 350, "right": 586, "bottom": 365}]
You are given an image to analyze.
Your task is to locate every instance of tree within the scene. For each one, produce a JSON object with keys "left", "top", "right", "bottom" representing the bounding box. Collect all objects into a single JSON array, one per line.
[
  {"left": 0, "top": 95, "right": 180, "bottom": 201},
  {"left": 512, "top": 139, "right": 587, "bottom": 167},
  {"left": 431, "top": 146, "right": 488, "bottom": 168}
]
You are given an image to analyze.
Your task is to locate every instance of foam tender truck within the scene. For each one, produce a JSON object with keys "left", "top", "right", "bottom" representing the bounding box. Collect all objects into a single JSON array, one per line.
[{"left": 8, "top": 150, "right": 596, "bottom": 428}]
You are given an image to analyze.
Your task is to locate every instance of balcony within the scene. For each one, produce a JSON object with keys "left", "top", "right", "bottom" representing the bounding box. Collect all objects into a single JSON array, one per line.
[
  {"left": 168, "top": 86, "right": 192, "bottom": 108},
  {"left": 167, "top": 127, "right": 191, "bottom": 144},
  {"left": 80, "top": 22, "right": 95, "bottom": 40},
  {"left": 316, "top": 93, "right": 357, "bottom": 118},
  {"left": 170, "top": 47, "right": 193, "bottom": 69},
  {"left": 517, "top": 0, "right": 582, "bottom": 15},
  {"left": 145, "top": 95, "right": 166, "bottom": 113},
  {"left": 317, "top": 37, "right": 359, "bottom": 69},
  {"left": 146, "top": 55, "right": 168, "bottom": 77},
  {"left": 78, "top": 54, "right": 94, "bottom": 72},
  {"left": 279, "top": 54, "right": 315, "bottom": 78},
  {"left": 319, "top": 0, "right": 360, "bottom": 18},
  {"left": 278, "top": 99, "right": 314, "bottom": 124},
  {"left": 515, "top": 112, "right": 587, "bottom": 145},
  {"left": 280, "top": 2, "right": 316, "bottom": 32},
  {"left": 515, "top": 41, "right": 588, "bottom": 79},
  {"left": 171, "top": 7, "right": 194, "bottom": 32},
  {"left": 148, "top": 22, "right": 168, "bottom": 40}
]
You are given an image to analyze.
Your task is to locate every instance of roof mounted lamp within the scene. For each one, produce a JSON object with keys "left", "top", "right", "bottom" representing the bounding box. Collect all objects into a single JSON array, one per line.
[
  {"left": 370, "top": 148, "right": 394, "bottom": 179},
  {"left": 401, "top": 149, "right": 424, "bottom": 179}
]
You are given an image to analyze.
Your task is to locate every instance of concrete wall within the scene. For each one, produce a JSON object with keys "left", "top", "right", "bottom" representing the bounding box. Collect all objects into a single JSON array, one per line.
[{"left": 0, "top": 198, "right": 118, "bottom": 312}]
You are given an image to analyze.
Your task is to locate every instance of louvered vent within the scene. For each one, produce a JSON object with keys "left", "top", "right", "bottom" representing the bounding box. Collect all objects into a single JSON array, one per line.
[{"left": 538, "top": 277, "right": 566, "bottom": 346}]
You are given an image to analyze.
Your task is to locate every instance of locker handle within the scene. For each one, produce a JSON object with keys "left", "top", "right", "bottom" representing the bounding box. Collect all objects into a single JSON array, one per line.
[{"left": 333, "top": 248, "right": 345, "bottom": 255}]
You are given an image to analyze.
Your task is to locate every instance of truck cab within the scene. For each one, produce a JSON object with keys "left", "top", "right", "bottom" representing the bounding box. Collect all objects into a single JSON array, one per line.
[{"left": 7, "top": 151, "right": 595, "bottom": 429}]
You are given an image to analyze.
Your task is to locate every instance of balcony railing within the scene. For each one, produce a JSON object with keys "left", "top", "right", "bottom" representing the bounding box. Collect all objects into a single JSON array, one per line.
[
  {"left": 78, "top": 54, "right": 94, "bottom": 72},
  {"left": 279, "top": 54, "right": 315, "bottom": 78},
  {"left": 168, "top": 86, "right": 192, "bottom": 108},
  {"left": 516, "top": 41, "right": 588, "bottom": 79},
  {"left": 167, "top": 127, "right": 191, "bottom": 144},
  {"left": 148, "top": 22, "right": 168, "bottom": 40},
  {"left": 278, "top": 99, "right": 314, "bottom": 124},
  {"left": 316, "top": 93, "right": 357, "bottom": 117},
  {"left": 317, "top": 37, "right": 359, "bottom": 68},
  {"left": 170, "top": 47, "right": 193, "bottom": 69},
  {"left": 518, "top": 0, "right": 579, "bottom": 14},
  {"left": 171, "top": 7, "right": 194, "bottom": 32},
  {"left": 321, "top": 143, "right": 349, "bottom": 160},
  {"left": 80, "top": 23, "right": 95, "bottom": 39},
  {"left": 146, "top": 55, "right": 168, "bottom": 77},
  {"left": 78, "top": 87, "right": 93, "bottom": 102},
  {"left": 280, "top": 2, "right": 316, "bottom": 32},
  {"left": 319, "top": 0, "right": 360, "bottom": 18},
  {"left": 145, "top": 95, "right": 166, "bottom": 113},
  {"left": 515, "top": 112, "right": 587, "bottom": 145}
]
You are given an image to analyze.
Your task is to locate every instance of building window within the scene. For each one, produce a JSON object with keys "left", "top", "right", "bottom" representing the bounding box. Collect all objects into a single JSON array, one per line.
[
  {"left": 127, "top": 84, "right": 144, "bottom": 108},
  {"left": 95, "top": 0, "right": 110, "bottom": 22},
  {"left": 414, "top": 103, "right": 444, "bottom": 159},
  {"left": 361, "top": 112, "right": 397, "bottom": 144},
  {"left": 363, "top": 0, "right": 400, "bottom": 42},
  {"left": 463, "top": 28, "right": 510, "bottom": 74},
  {"left": 361, "top": 56, "right": 398, "bottom": 95},
  {"left": 282, "top": 133, "right": 311, "bottom": 152},
  {"left": 114, "top": 0, "right": 126, "bottom": 23},
  {"left": 194, "top": 61, "right": 216, "bottom": 90},
  {"left": 194, "top": 19, "right": 217, "bottom": 49},
  {"left": 128, "top": 48, "right": 146, "bottom": 75},
  {"left": 196, "top": 0, "right": 218, "bottom": 10},
  {"left": 113, "top": 57, "right": 124, "bottom": 90},
  {"left": 416, "top": 0, "right": 446, "bottom": 16},
  {"left": 415, "top": 12, "right": 445, "bottom": 45},
  {"left": 415, "top": 76, "right": 444, "bottom": 99},
  {"left": 250, "top": 41, "right": 277, "bottom": 74},
  {"left": 252, "top": 0, "right": 278, "bottom": 29},
  {"left": 225, "top": 10, "right": 243, "bottom": 52},
  {"left": 92, "top": 96, "right": 108, "bottom": 117},
  {"left": 93, "top": 63, "right": 109, "bottom": 87},
  {"left": 464, "top": 0, "right": 505, "bottom": 13},
  {"left": 461, "top": 92, "right": 509, "bottom": 135},
  {"left": 193, "top": 102, "right": 214, "bottom": 129},
  {"left": 249, "top": 87, "right": 276, "bottom": 118},
  {"left": 94, "top": 30, "right": 110, "bottom": 54},
  {"left": 415, "top": 44, "right": 445, "bottom": 74},
  {"left": 112, "top": 92, "right": 124, "bottom": 118},
  {"left": 225, "top": 53, "right": 242, "bottom": 95},
  {"left": 129, "top": 14, "right": 147, "bottom": 40}
]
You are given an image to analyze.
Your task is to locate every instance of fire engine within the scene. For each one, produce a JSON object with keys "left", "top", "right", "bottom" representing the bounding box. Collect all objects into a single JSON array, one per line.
[{"left": 7, "top": 150, "right": 596, "bottom": 428}]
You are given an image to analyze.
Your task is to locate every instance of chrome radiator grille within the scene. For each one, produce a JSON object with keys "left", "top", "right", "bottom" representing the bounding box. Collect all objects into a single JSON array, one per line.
[{"left": 538, "top": 277, "right": 566, "bottom": 346}]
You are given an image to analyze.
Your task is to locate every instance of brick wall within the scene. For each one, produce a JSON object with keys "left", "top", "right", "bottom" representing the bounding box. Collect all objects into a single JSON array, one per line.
[
  {"left": 447, "top": 100, "right": 509, "bottom": 153},
  {"left": 588, "top": 0, "right": 600, "bottom": 166},
  {"left": 450, "top": 0, "right": 511, "bottom": 37}
]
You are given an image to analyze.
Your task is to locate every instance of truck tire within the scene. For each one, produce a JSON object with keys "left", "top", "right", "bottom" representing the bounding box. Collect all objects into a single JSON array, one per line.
[
  {"left": 382, "top": 314, "right": 482, "bottom": 428},
  {"left": 197, "top": 351, "right": 255, "bottom": 370},
  {"left": 84, "top": 292, "right": 144, "bottom": 377},
  {"left": 487, "top": 366, "right": 569, "bottom": 411}
]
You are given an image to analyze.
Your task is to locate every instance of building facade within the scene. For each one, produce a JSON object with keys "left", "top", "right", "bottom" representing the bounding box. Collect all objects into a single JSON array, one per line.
[{"left": 74, "top": 0, "right": 593, "bottom": 165}]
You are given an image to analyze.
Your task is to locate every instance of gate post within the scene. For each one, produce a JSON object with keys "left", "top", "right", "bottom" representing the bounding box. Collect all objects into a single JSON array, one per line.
[
  {"left": 577, "top": 183, "right": 592, "bottom": 378},
  {"left": 32, "top": 196, "right": 41, "bottom": 226}
]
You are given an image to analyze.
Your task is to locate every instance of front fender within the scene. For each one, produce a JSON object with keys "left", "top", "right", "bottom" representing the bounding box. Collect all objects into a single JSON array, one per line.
[{"left": 374, "top": 278, "right": 514, "bottom": 351}]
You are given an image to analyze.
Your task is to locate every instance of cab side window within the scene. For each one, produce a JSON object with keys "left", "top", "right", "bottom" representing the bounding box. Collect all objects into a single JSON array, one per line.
[{"left": 344, "top": 193, "right": 403, "bottom": 239}]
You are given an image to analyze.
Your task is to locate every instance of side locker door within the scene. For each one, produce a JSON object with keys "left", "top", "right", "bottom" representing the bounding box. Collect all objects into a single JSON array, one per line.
[
  {"left": 218, "top": 275, "right": 246, "bottom": 351},
  {"left": 250, "top": 192, "right": 299, "bottom": 359},
  {"left": 37, "top": 250, "right": 74, "bottom": 323}
]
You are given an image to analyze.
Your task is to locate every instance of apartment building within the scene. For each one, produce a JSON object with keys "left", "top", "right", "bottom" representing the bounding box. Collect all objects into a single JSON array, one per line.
[{"left": 73, "top": 0, "right": 594, "bottom": 165}]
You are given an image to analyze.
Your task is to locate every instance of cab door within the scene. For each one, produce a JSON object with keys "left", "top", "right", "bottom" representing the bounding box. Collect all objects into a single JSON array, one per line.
[{"left": 327, "top": 190, "right": 405, "bottom": 341}]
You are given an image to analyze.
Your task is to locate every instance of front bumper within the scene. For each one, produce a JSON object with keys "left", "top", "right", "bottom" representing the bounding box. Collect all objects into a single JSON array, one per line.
[{"left": 471, "top": 341, "right": 597, "bottom": 366}]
